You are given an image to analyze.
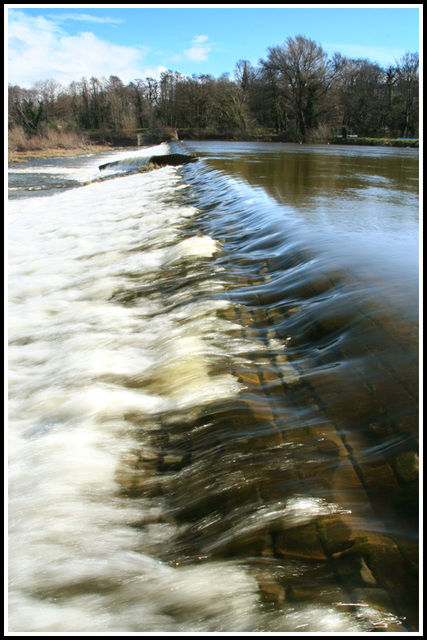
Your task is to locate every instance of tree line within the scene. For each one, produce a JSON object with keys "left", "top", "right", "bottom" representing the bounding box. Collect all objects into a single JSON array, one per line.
[{"left": 8, "top": 35, "right": 419, "bottom": 143}]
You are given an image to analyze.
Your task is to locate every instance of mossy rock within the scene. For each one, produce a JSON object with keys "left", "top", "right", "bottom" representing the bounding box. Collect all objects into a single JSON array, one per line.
[
  {"left": 274, "top": 521, "right": 328, "bottom": 561},
  {"left": 394, "top": 451, "right": 419, "bottom": 483}
]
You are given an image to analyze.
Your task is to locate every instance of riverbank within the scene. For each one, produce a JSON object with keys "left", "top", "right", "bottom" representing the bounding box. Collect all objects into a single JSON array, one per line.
[
  {"left": 8, "top": 134, "right": 419, "bottom": 164},
  {"left": 332, "top": 137, "right": 419, "bottom": 148},
  {"left": 7, "top": 125, "right": 117, "bottom": 164},
  {"left": 172, "top": 127, "right": 419, "bottom": 147}
]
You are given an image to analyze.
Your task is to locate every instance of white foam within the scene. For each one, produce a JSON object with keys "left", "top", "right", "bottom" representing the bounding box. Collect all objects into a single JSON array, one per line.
[
  {"left": 9, "top": 142, "right": 172, "bottom": 183},
  {"left": 166, "top": 235, "right": 220, "bottom": 262},
  {"left": 8, "top": 557, "right": 260, "bottom": 632},
  {"left": 7, "top": 158, "right": 255, "bottom": 632}
]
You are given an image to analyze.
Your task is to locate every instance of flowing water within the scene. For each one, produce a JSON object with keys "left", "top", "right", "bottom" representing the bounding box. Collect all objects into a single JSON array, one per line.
[{"left": 7, "top": 141, "right": 420, "bottom": 633}]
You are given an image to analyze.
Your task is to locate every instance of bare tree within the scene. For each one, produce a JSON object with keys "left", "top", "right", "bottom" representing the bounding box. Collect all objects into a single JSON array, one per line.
[
  {"left": 262, "top": 35, "right": 333, "bottom": 136},
  {"left": 395, "top": 52, "right": 419, "bottom": 137},
  {"left": 338, "top": 58, "right": 387, "bottom": 136},
  {"left": 32, "top": 79, "right": 63, "bottom": 122}
]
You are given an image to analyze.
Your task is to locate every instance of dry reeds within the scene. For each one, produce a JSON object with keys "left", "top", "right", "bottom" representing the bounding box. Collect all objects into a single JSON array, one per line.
[{"left": 8, "top": 125, "right": 89, "bottom": 155}]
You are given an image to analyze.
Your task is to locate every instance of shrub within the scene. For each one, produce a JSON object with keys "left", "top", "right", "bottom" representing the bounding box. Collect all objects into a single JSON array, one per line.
[
  {"left": 8, "top": 125, "right": 28, "bottom": 152},
  {"left": 305, "top": 124, "right": 333, "bottom": 144}
]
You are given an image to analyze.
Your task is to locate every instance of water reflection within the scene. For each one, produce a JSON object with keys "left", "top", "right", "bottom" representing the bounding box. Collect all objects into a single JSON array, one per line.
[
  {"left": 183, "top": 141, "right": 418, "bottom": 200},
  {"left": 183, "top": 140, "right": 419, "bottom": 231}
]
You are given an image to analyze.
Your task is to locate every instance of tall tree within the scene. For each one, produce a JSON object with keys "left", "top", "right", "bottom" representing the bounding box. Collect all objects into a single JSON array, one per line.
[
  {"left": 211, "top": 74, "right": 250, "bottom": 131},
  {"left": 261, "top": 35, "right": 333, "bottom": 136},
  {"left": 338, "top": 58, "right": 387, "bottom": 136},
  {"left": 32, "top": 79, "right": 62, "bottom": 122},
  {"left": 234, "top": 60, "right": 256, "bottom": 94},
  {"left": 395, "top": 52, "right": 419, "bottom": 137}
]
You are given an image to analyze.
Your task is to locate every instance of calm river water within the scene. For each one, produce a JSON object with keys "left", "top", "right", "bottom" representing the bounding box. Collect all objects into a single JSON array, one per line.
[{"left": 7, "top": 141, "right": 419, "bottom": 632}]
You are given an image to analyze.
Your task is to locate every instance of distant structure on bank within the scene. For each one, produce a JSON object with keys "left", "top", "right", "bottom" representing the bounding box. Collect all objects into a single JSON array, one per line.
[{"left": 137, "top": 128, "right": 179, "bottom": 146}]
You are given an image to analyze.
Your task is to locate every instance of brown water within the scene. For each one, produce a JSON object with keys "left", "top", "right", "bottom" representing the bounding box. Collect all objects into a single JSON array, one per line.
[
  {"left": 183, "top": 141, "right": 419, "bottom": 293},
  {"left": 8, "top": 142, "right": 420, "bottom": 632}
]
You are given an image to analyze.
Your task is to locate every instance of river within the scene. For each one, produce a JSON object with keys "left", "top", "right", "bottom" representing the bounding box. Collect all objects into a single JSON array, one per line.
[{"left": 7, "top": 141, "right": 420, "bottom": 633}]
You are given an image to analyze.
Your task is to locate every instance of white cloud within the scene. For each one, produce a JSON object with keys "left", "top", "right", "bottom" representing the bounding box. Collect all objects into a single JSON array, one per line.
[
  {"left": 183, "top": 35, "right": 211, "bottom": 63},
  {"left": 50, "top": 13, "right": 125, "bottom": 25},
  {"left": 140, "top": 65, "right": 169, "bottom": 80},
  {"left": 7, "top": 9, "right": 156, "bottom": 88}
]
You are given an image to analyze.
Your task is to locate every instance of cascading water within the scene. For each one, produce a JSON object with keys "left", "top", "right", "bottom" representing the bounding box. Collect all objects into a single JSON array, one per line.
[{"left": 7, "top": 141, "right": 419, "bottom": 632}]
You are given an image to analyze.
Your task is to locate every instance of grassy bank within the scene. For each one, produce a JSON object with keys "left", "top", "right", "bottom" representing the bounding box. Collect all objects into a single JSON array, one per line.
[
  {"left": 332, "top": 137, "right": 419, "bottom": 148},
  {"left": 176, "top": 127, "right": 293, "bottom": 143},
  {"left": 9, "top": 145, "right": 115, "bottom": 163}
]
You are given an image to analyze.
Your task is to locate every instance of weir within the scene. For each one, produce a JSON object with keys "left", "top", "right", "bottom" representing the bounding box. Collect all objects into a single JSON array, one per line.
[
  {"left": 115, "top": 166, "right": 418, "bottom": 630},
  {"left": 8, "top": 141, "right": 419, "bottom": 632}
]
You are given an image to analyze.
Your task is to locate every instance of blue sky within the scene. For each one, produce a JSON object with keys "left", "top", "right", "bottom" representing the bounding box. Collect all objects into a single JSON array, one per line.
[{"left": 7, "top": 5, "right": 421, "bottom": 88}]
